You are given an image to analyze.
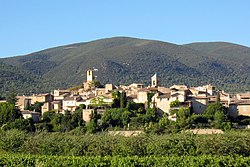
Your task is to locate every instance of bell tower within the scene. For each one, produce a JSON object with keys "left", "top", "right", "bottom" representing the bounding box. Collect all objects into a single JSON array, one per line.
[
  {"left": 87, "top": 69, "right": 94, "bottom": 82},
  {"left": 151, "top": 73, "right": 158, "bottom": 87}
]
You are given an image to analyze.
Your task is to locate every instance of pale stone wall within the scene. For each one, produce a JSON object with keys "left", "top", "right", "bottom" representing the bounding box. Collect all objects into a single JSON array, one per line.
[
  {"left": 185, "top": 129, "right": 224, "bottom": 134},
  {"left": 53, "top": 103, "right": 61, "bottom": 110},
  {"left": 238, "top": 104, "right": 250, "bottom": 116},
  {"left": 22, "top": 112, "right": 41, "bottom": 122},
  {"left": 42, "top": 102, "right": 52, "bottom": 114},
  {"left": 155, "top": 97, "right": 170, "bottom": 113},
  {"left": 95, "top": 88, "right": 106, "bottom": 96},
  {"left": 105, "top": 84, "right": 114, "bottom": 93},
  {"left": 137, "top": 91, "right": 148, "bottom": 103},
  {"left": 54, "top": 90, "right": 60, "bottom": 97},
  {"left": 191, "top": 98, "right": 208, "bottom": 114},
  {"left": 16, "top": 96, "right": 27, "bottom": 110},
  {"left": 108, "top": 131, "right": 144, "bottom": 136},
  {"left": 170, "top": 93, "right": 185, "bottom": 102},
  {"left": 63, "top": 100, "right": 77, "bottom": 112},
  {"left": 82, "top": 109, "right": 93, "bottom": 122}
]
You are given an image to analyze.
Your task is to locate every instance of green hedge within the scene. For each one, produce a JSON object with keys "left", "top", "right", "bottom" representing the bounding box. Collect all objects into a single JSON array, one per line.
[
  {"left": 0, "top": 153, "right": 250, "bottom": 167},
  {"left": 1, "top": 130, "right": 250, "bottom": 157}
]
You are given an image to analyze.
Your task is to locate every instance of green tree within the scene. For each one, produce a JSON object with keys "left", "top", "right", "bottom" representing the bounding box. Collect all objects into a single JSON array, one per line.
[
  {"left": 190, "top": 114, "right": 209, "bottom": 128},
  {"left": 41, "top": 111, "right": 57, "bottom": 123},
  {"left": 0, "top": 93, "right": 4, "bottom": 100},
  {"left": 126, "top": 102, "right": 144, "bottom": 112},
  {"left": 120, "top": 91, "right": 127, "bottom": 108},
  {"left": 213, "top": 110, "right": 226, "bottom": 129},
  {"left": 87, "top": 109, "right": 100, "bottom": 133},
  {"left": 0, "top": 103, "right": 22, "bottom": 127},
  {"left": 93, "top": 79, "right": 103, "bottom": 88},
  {"left": 176, "top": 107, "right": 191, "bottom": 129},
  {"left": 4, "top": 118, "right": 35, "bottom": 132},
  {"left": 112, "top": 91, "right": 121, "bottom": 108},
  {"left": 71, "top": 109, "right": 85, "bottom": 127},
  {"left": 24, "top": 101, "right": 32, "bottom": 111},
  {"left": 216, "top": 91, "right": 221, "bottom": 104},
  {"left": 170, "top": 100, "right": 180, "bottom": 108},
  {"left": 0, "top": 129, "right": 27, "bottom": 152},
  {"left": 61, "top": 110, "right": 74, "bottom": 131},
  {"left": 205, "top": 103, "right": 226, "bottom": 116},
  {"left": 5, "top": 89, "right": 18, "bottom": 105},
  {"left": 121, "top": 110, "right": 132, "bottom": 128},
  {"left": 152, "top": 113, "right": 171, "bottom": 134},
  {"left": 147, "top": 92, "right": 154, "bottom": 108},
  {"left": 32, "top": 102, "right": 43, "bottom": 112},
  {"left": 50, "top": 113, "right": 64, "bottom": 131},
  {"left": 204, "top": 102, "right": 229, "bottom": 129}
]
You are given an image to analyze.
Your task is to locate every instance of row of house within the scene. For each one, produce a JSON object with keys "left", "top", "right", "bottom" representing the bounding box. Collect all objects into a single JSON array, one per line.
[{"left": 16, "top": 70, "right": 250, "bottom": 122}]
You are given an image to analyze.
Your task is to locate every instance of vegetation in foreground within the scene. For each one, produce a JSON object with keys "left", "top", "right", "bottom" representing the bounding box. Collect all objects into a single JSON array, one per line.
[
  {"left": 1, "top": 130, "right": 250, "bottom": 166},
  {"left": 1, "top": 153, "right": 250, "bottom": 167},
  {"left": 1, "top": 129, "right": 250, "bottom": 157}
]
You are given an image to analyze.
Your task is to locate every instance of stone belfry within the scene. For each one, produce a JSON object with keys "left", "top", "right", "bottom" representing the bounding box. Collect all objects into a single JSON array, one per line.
[
  {"left": 87, "top": 69, "right": 94, "bottom": 83},
  {"left": 151, "top": 73, "right": 158, "bottom": 87},
  {"left": 83, "top": 69, "right": 94, "bottom": 91}
]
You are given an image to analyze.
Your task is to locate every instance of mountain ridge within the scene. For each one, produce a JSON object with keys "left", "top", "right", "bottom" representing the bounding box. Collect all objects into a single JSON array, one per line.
[{"left": 1, "top": 37, "right": 250, "bottom": 95}]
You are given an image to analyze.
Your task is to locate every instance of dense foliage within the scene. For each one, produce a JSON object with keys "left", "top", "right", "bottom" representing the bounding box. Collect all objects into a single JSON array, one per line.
[
  {"left": 0, "top": 103, "right": 22, "bottom": 126},
  {"left": 1, "top": 153, "right": 250, "bottom": 167},
  {"left": 37, "top": 110, "right": 85, "bottom": 132},
  {"left": 1, "top": 130, "right": 250, "bottom": 157},
  {"left": 0, "top": 62, "right": 59, "bottom": 96}
]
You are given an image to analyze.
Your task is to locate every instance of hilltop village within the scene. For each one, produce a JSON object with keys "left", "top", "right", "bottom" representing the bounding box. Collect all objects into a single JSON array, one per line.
[{"left": 16, "top": 69, "right": 250, "bottom": 124}]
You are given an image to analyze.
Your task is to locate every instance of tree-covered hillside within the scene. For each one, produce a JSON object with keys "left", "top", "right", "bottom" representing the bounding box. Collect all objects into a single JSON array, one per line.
[
  {"left": 184, "top": 42, "right": 250, "bottom": 73},
  {"left": 1, "top": 37, "right": 250, "bottom": 95},
  {"left": 0, "top": 62, "right": 61, "bottom": 96}
]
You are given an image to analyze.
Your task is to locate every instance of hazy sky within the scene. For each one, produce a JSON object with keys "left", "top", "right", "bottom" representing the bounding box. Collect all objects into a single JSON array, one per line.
[{"left": 1, "top": 0, "right": 250, "bottom": 58}]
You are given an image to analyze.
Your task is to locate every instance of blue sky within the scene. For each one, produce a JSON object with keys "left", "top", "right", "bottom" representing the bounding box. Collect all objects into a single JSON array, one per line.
[{"left": 0, "top": 0, "right": 250, "bottom": 58}]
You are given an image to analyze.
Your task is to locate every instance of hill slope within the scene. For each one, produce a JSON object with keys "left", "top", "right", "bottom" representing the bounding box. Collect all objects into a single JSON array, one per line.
[
  {"left": 1, "top": 37, "right": 250, "bottom": 94},
  {"left": 0, "top": 62, "right": 58, "bottom": 95},
  {"left": 184, "top": 42, "right": 250, "bottom": 73}
]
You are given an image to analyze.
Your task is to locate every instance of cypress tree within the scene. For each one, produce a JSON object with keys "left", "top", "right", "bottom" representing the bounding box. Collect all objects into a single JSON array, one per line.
[{"left": 216, "top": 91, "right": 221, "bottom": 104}]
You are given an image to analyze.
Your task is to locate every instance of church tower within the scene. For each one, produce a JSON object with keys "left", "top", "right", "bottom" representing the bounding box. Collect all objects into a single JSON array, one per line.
[
  {"left": 151, "top": 73, "right": 158, "bottom": 87},
  {"left": 83, "top": 69, "right": 94, "bottom": 91},
  {"left": 87, "top": 69, "right": 94, "bottom": 82}
]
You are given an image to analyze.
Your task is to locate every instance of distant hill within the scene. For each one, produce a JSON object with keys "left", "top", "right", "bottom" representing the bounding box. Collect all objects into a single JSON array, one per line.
[
  {"left": 0, "top": 62, "right": 54, "bottom": 95},
  {"left": 184, "top": 42, "right": 250, "bottom": 73},
  {"left": 1, "top": 37, "right": 250, "bottom": 95}
]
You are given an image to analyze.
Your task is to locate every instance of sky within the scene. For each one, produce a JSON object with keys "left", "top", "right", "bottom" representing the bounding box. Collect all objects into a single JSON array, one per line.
[{"left": 0, "top": 0, "right": 250, "bottom": 58}]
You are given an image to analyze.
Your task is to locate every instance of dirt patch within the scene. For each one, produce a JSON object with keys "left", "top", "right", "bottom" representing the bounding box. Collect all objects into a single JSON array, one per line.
[
  {"left": 184, "top": 129, "right": 224, "bottom": 134},
  {"left": 108, "top": 130, "right": 144, "bottom": 136}
]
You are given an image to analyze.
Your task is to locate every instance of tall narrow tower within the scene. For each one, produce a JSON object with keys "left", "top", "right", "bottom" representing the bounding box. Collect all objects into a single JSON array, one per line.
[
  {"left": 87, "top": 69, "right": 94, "bottom": 82},
  {"left": 151, "top": 73, "right": 158, "bottom": 87}
]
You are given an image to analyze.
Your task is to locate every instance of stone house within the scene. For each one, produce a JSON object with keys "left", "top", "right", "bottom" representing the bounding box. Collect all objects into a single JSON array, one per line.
[
  {"left": 17, "top": 93, "right": 53, "bottom": 110},
  {"left": 21, "top": 110, "right": 41, "bottom": 122},
  {"left": 63, "top": 96, "right": 83, "bottom": 112}
]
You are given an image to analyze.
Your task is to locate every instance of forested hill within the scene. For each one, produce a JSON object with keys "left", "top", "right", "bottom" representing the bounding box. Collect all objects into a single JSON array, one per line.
[
  {"left": 184, "top": 42, "right": 250, "bottom": 73},
  {"left": 1, "top": 37, "right": 250, "bottom": 95}
]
